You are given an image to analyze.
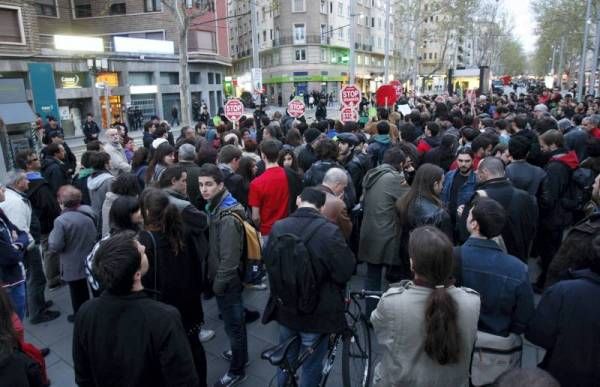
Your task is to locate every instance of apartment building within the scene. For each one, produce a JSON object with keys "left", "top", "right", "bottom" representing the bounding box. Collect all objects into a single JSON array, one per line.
[
  {"left": 0, "top": 0, "right": 230, "bottom": 150},
  {"left": 228, "top": 0, "right": 400, "bottom": 103}
]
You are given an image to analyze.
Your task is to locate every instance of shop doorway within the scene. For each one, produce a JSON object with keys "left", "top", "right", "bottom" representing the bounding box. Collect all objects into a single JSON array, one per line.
[{"left": 100, "top": 95, "right": 122, "bottom": 128}]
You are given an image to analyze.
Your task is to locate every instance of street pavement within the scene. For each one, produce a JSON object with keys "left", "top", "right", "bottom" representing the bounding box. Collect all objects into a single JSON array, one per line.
[{"left": 24, "top": 263, "right": 545, "bottom": 386}]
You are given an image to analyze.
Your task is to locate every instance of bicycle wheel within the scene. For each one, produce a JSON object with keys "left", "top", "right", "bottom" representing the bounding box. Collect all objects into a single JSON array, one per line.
[{"left": 342, "top": 313, "right": 372, "bottom": 387}]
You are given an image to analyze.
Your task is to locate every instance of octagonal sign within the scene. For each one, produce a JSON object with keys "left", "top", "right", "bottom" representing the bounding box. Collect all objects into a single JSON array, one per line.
[
  {"left": 224, "top": 98, "right": 244, "bottom": 122},
  {"left": 341, "top": 84, "right": 362, "bottom": 108},
  {"left": 287, "top": 98, "right": 305, "bottom": 118},
  {"left": 340, "top": 106, "right": 358, "bottom": 123}
]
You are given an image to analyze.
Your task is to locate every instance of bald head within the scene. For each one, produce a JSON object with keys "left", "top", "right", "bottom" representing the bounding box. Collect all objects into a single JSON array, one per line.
[{"left": 476, "top": 156, "right": 505, "bottom": 182}]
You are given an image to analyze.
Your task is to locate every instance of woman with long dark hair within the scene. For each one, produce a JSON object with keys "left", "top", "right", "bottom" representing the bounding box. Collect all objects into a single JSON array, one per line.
[
  {"left": 131, "top": 147, "right": 149, "bottom": 189},
  {"left": 138, "top": 188, "right": 207, "bottom": 386},
  {"left": 145, "top": 143, "right": 175, "bottom": 185},
  {"left": 396, "top": 163, "right": 453, "bottom": 279},
  {"left": 371, "top": 226, "right": 480, "bottom": 387}
]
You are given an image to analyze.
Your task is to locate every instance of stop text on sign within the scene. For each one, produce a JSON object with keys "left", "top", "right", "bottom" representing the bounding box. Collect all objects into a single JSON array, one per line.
[
  {"left": 224, "top": 98, "right": 244, "bottom": 121},
  {"left": 340, "top": 84, "right": 361, "bottom": 108}
]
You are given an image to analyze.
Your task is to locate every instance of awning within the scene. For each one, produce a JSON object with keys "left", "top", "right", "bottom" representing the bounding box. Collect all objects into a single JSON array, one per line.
[{"left": 0, "top": 102, "right": 36, "bottom": 125}]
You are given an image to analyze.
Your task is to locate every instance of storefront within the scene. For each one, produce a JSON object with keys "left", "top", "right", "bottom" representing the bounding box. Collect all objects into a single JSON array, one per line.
[
  {"left": 56, "top": 71, "right": 92, "bottom": 136},
  {"left": 0, "top": 79, "right": 36, "bottom": 171},
  {"left": 96, "top": 72, "right": 121, "bottom": 128},
  {"left": 263, "top": 73, "right": 347, "bottom": 103},
  {"left": 130, "top": 85, "right": 158, "bottom": 122}
]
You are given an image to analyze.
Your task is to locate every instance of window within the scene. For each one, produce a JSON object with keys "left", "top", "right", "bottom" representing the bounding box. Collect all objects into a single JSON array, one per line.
[
  {"left": 110, "top": 2, "right": 127, "bottom": 15},
  {"left": 270, "top": 29, "right": 273, "bottom": 40},
  {"left": 144, "top": 31, "right": 164, "bottom": 40},
  {"left": 320, "top": 0, "right": 327, "bottom": 14},
  {"left": 208, "top": 72, "right": 214, "bottom": 84},
  {"left": 35, "top": 0, "right": 57, "bottom": 17},
  {"left": 364, "top": 55, "right": 369, "bottom": 65},
  {"left": 145, "top": 0, "right": 161, "bottom": 12},
  {"left": 129, "top": 72, "right": 153, "bottom": 85},
  {"left": 320, "top": 48, "right": 327, "bottom": 62},
  {"left": 295, "top": 48, "right": 306, "bottom": 61},
  {"left": 429, "top": 53, "right": 432, "bottom": 59},
  {"left": 263, "top": 31, "right": 266, "bottom": 43},
  {"left": 160, "top": 72, "right": 179, "bottom": 85},
  {"left": 74, "top": 0, "right": 91, "bottom": 17},
  {"left": 357, "top": 55, "right": 362, "bottom": 65},
  {"left": 371, "top": 17, "right": 375, "bottom": 27},
  {"left": 292, "top": 0, "right": 305, "bottom": 12},
  {"left": 329, "top": 1, "right": 333, "bottom": 13},
  {"left": 337, "top": 2, "right": 343, "bottom": 16},
  {"left": 188, "top": 30, "right": 216, "bottom": 51},
  {"left": 293, "top": 24, "right": 305, "bottom": 44},
  {"left": 0, "top": 6, "right": 25, "bottom": 44},
  {"left": 216, "top": 73, "right": 221, "bottom": 84},
  {"left": 320, "top": 24, "right": 328, "bottom": 44},
  {"left": 434, "top": 53, "right": 437, "bottom": 60},
  {"left": 338, "top": 28, "right": 343, "bottom": 39},
  {"left": 190, "top": 72, "right": 200, "bottom": 84}
]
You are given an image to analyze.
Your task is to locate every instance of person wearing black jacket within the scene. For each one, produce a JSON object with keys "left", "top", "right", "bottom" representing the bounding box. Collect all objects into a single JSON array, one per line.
[
  {"left": 336, "top": 132, "right": 370, "bottom": 199},
  {"left": 82, "top": 113, "right": 100, "bottom": 144},
  {"left": 535, "top": 130, "right": 580, "bottom": 290},
  {"left": 73, "top": 231, "right": 200, "bottom": 387},
  {"left": 41, "top": 131, "right": 76, "bottom": 178},
  {"left": 458, "top": 157, "right": 538, "bottom": 263},
  {"left": 16, "top": 150, "right": 63, "bottom": 290},
  {"left": 262, "top": 188, "right": 355, "bottom": 387},
  {"left": 41, "top": 143, "right": 71, "bottom": 196},
  {"left": 525, "top": 242, "right": 600, "bottom": 387},
  {"left": 218, "top": 145, "right": 247, "bottom": 208}
]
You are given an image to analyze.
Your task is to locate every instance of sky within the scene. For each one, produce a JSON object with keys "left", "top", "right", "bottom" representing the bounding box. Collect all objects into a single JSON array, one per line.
[{"left": 503, "top": 0, "right": 537, "bottom": 53}]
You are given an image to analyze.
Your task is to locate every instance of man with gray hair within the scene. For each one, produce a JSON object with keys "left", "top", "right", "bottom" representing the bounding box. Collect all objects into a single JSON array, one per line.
[
  {"left": 104, "top": 128, "right": 131, "bottom": 176},
  {"left": 176, "top": 143, "right": 202, "bottom": 209},
  {"left": 458, "top": 156, "right": 538, "bottom": 262},
  {"left": 318, "top": 168, "right": 352, "bottom": 239},
  {"left": 0, "top": 170, "right": 60, "bottom": 324}
]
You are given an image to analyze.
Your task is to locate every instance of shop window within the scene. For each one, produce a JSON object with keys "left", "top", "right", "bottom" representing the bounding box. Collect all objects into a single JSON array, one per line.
[
  {"left": 190, "top": 72, "right": 200, "bottom": 84},
  {"left": 208, "top": 72, "right": 214, "bottom": 84},
  {"left": 145, "top": 0, "right": 161, "bottom": 12},
  {"left": 35, "top": 0, "right": 58, "bottom": 17},
  {"left": 0, "top": 6, "right": 25, "bottom": 44},
  {"left": 160, "top": 72, "right": 179, "bottom": 85},
  {"left": 74, "top": 0, "right": 92, "bottom": 18},
  {"left": 295, "top": 48, "right": 306, "bottom": 61}
]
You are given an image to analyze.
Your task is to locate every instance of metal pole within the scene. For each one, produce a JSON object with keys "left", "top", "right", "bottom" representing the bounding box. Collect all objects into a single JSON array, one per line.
[
  {"left": 589, "top": 12, "right": 600, "bottom": 97},
  {"left": 412, "top": 0, "right": 421, "bottom": 95},
  {"left": 577, "top": 0, "right": 592, "bottom": 101},
  {"left": 558, "top": 36, "right": 565, "bottom": 90},
  {"left": 250, "top": 0, "right": 260, "bottom": 102},
  {"left": 383, "top": 0, "right": 391, "bottom": 83},
  {"left": 349, "top": 0, "right": 357, "bottom": 85}
]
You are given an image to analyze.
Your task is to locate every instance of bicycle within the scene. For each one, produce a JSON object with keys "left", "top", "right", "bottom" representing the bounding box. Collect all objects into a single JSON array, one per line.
[{"left": 261, "top": 289, "right": 383, "bottom": 387}]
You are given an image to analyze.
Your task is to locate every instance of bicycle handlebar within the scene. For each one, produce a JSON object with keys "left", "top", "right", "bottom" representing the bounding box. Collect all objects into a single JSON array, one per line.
[{"left": 349, "top": 289, "right": 384, "bottom": 298}]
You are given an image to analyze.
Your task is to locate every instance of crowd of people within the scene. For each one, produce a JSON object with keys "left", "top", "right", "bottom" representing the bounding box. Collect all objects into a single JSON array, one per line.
[{"left": 0, "top": 88, "right": 599, "bottom": 387}]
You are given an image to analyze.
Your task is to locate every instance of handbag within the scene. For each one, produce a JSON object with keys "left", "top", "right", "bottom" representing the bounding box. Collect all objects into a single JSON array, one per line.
[{"left": 470, "top": 331, "right": 522, "bottom": 386}]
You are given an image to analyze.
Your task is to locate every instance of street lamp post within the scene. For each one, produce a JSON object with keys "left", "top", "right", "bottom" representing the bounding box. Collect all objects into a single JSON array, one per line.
[
  {"left": 349, "top": 0, "right": 357, "bottom": 85},
  {"left": 577, "top": 0, "right": 592, "bottom": 101},
  {"left": 589, "top": 12, "right": 600, "bottom": 97},
  {"left": 383, "top": 0, "right": 391, "bottom": 83}
]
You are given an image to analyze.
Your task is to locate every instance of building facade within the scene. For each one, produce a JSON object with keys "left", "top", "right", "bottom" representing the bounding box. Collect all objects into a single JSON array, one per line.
[
  {"left": 0, "top": 0, "right": 230, "bottom": 150},
  {"left": 228, "top": 0, "right": 400, "bottom": 104}
]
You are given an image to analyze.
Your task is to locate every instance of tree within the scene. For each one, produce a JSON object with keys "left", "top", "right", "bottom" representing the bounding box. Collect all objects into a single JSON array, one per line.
[
  {"left": 161, "top": 0, "right": 213, "bottom": 125},
  {"left": 497, "top": 37, "right": 527, "bottom": 75},
  {"left": 532, "top": 0, "right": 599, "bottom": 84}
]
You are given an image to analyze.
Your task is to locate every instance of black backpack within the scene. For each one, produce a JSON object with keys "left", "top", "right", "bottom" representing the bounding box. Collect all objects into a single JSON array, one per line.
[{"left": 264, "top": 218, "right": 327, "bottom": 315}]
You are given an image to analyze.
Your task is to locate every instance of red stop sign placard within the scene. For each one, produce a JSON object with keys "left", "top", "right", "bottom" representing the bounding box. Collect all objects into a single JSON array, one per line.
[
  {"left": 340, "top": 106, "right": 358, "bottom": 123},
  {"left": 287, "top": 99, "right": 305, "bottom": 118},
  {"left": 341, "top": 84, "right": 362, "bottom": 107},
  {"left": 224, "top": 98, "right": 244, "bottom": 122}
]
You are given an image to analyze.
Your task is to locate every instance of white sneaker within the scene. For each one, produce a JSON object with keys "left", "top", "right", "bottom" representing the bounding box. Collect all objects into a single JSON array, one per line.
[
  {"left": 199, "top": 328, "right": 215, "bottom": 343},
  {"left": 245, "top": 283, "right": 267, "bottom": 290}
]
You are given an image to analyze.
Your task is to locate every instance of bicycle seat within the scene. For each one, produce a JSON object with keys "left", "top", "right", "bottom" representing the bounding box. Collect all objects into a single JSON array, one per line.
[{"left": 261, "top": 335, "right": 300, "bottom": 366}]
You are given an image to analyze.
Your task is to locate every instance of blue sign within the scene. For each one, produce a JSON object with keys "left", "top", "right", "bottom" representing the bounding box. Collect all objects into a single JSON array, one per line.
[{"left": 28, "top": 63, "right": 60, "bottom": 122}]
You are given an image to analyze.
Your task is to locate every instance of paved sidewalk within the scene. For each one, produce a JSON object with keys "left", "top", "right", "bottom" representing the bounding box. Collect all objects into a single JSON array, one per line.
[{"left": 24, "top": 265, "right": 545, "bottom": 386}]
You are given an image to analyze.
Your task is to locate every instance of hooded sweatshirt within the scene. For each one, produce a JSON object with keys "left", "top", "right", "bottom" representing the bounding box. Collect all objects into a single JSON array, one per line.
[{"left": 87, "top": 171, "right": 114, "bottom": 219}]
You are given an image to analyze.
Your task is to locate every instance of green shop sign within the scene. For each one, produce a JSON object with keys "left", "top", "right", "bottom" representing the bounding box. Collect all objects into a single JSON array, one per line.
[{"left": 264, "top": 74, "right": 347, "bottom": 84}]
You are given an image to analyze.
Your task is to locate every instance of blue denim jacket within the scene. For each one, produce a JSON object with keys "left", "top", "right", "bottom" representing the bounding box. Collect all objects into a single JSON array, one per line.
[
  {"left": 456, "top": 237, "right": 534, "bottom": 336},
  {"left": 441, "top": 169, "right": 477, "bottom": 209}
]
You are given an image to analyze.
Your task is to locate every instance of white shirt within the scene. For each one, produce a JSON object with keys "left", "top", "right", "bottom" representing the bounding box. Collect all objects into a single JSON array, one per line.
[{"left": 0, "top": 188, "right": 31, "bottom": 234}]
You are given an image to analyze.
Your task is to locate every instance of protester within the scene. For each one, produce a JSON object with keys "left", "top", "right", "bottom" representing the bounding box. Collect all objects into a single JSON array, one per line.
[
  {"left": 145, "top": 142, "right": 176, "bottom": 185},
  {"left": 82, "top": 113, "right": 100, "bottom": 144},
  {"left": 506, "top": 136, "right": 546, "bottom": 196},
  {"left": 440, "top": 148, "right": 477, "bottom": 229},
  {"left": 103, "top": 128, "right": 131, "bottom": 176},
  {"left": 263, "top": 187, "right": 355, "bottom": 387},
  {"left": 371, "top": 226, "right": 480, "bottom": 387},
  {"left": 317, "top": 168, "right": 352, "bottom": 239},
  {"left": 100, "top": 173, "right": 140, "bottom": 238},
  {"left": 73, "top": 232, "right": 200, "bottom": 387},
  {"left": 49, "top": 185, "right": 97, "bottom": 323}
]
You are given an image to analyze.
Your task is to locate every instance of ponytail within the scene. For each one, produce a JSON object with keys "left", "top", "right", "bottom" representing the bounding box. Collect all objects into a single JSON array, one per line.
[
  {"left": 424, "top": 287, "right": 461, "bottom": 365},
  {"left": 409, "top": 225, "right": 462, "bottom": 365}
]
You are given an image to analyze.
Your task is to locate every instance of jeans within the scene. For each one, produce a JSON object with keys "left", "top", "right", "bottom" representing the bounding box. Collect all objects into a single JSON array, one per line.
[
  {"left": 7, "top": 282, "right": 26, "bottom": 321},
  {"left": 188, "top": 333, "right": 207, "bottom": 387},
  {"left": 364, "top": 263, "right": 383, "bottom": 319},
  {"left": 68, "top": 279, "right": 90, "bottom": 315},
  {"left": 215, "top": 285, "right": 248, "bottom": 375},
  {"left": 277, "top": 325, "right": 328, "bottom": 387},
  {"left": 25, "top": 245, "right": 47, "bottom": 319},
  {"left": 40, "top": 234, "right": 61, "bottom": 287}
]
